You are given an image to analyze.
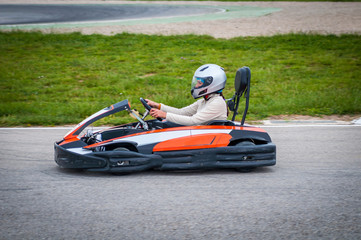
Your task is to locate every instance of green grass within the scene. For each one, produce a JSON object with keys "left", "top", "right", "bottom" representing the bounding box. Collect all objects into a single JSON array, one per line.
[{"left": 0, "top": 32, "right": 360, "bottom": 126}]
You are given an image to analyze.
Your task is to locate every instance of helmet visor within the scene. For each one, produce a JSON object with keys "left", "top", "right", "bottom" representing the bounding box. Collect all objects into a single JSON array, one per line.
[{"left": 191, "top": 76, "right": 213, "bottom": 89}]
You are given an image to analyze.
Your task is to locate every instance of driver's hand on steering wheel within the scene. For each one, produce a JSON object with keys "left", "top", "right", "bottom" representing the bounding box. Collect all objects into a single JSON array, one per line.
[
  {"left": 145, "top": 99, "right": 160, "bottom": 109},
  {"left": 150, "top": 109, "right": 166, "bottom": 119}
]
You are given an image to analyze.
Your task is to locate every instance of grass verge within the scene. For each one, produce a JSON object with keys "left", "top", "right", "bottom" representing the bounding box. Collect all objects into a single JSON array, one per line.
[{"left": 0, "top": 32, "right": 360, "bottom": 126}]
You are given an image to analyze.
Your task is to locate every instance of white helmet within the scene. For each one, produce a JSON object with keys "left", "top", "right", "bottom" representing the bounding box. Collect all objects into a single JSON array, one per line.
[{"left": 191, "top": 64, "right": 227, "bottom": 99}]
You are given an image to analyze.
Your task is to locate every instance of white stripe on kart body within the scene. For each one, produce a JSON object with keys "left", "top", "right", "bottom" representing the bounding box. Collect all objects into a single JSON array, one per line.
[
  {"left": 111, "top": 130, "right": 191, "bottom": 147},
  {"left": 190, "top": 129, "right": 232, "bottom": 136},
  {"left": 111, "top": 128, "right": 232, "bottom": 147},
  {"left": 67, "top": 128, "right": 233, "bottom": 155}
]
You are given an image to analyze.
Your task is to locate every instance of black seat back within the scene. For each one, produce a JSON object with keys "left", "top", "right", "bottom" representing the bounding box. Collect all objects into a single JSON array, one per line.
[
  {"left": 235, "top": 66, "right": 251, "bottom": 96},
  {"left": 228, "top": 67, "right": 251, "bottom": 124}
]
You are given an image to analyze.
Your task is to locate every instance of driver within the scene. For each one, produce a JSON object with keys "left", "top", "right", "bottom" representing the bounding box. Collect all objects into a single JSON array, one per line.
[{"left": 146, "top": 64, "right": 228, "bottom": 126}]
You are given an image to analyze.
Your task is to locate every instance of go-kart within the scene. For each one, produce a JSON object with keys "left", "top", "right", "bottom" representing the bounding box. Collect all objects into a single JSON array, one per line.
[{"left": 54, "top": 67, "right": 276, "bottom": 173}]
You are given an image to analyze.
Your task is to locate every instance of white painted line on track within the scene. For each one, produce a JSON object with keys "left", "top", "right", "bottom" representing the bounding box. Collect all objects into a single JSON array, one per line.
[
  {"left": 0, "top": 127, "right": 71, "bottom": 130},
  {"left": 352, "top": 117, "right": 361, "bottom": 125},
  {"left": 0, "top": 127, "right": 104, "bottom": 130},
  {"left": 0, "top": 124, "right": 361, "bottom": 130},
  {"left": 259, "top": 124, "right": 361, "bottom": 128}
]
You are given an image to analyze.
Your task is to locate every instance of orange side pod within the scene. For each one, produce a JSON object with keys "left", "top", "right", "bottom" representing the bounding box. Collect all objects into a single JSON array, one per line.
[{"left": 153, "top": 133, "right": 232, "bottom": 152}]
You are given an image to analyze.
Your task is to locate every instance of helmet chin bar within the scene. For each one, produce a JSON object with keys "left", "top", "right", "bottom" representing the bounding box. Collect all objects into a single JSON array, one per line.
[
  {"left": 227, "top": 67, "right": 251, "bottom": 125},
  {"left": 191, "top": 88, "right": 207, "bottom": 99}
]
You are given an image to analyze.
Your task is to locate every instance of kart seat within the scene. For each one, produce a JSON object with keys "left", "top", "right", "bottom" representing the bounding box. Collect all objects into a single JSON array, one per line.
[
  {"left": 207, "top": 120, "right": 235, "bottom": 126},
  {"left": 162, "top": 121, "right": 184, "bottom": 128},
  {"left": 151, "top": 120, "right": 184, "bottom": 129}
]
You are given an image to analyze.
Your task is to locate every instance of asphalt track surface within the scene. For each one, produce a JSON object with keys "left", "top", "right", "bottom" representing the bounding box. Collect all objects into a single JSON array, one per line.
[
  {"left": 0, "top": 4, "right": 221, "bottom": 25},
  {"left": 1, "top": 125, "right": 360, "bottom": 239}
]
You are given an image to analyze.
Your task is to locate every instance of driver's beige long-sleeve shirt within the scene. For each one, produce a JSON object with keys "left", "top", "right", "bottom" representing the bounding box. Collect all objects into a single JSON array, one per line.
[{"left": 160, "top": 93, "right": 227, "bottom": 126}]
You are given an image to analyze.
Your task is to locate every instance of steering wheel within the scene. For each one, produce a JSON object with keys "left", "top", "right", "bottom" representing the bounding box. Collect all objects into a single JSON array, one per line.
[
  {"left": 140, "top": 98, "right": 162, "bottom": 121},
  {"left": 140, "top": 98, "right": 152, "bottom": 111}
]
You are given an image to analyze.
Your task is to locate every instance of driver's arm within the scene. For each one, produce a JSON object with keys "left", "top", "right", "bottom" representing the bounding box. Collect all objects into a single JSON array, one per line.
[
  {"left": 145, "top": 99, "right": 161, "bottom": 109},
  {"left": 160, "top": 101, "right": 199, "bottom": 116},
  {"left": 150, "top": 109, "right": 166, "bottom": 119},
  {"left": 165, "top": 97, "right": 227, "bottom": 126}
]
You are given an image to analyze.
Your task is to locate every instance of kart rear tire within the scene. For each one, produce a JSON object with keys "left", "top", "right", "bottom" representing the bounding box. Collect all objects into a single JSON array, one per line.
[
  {"left": 236, "top": 140, "right": 255, "bottom": 146},
  {"left": 236, "top": 167, "right": 256, "bottom": 173},
  {"left": 235, "top": 140, "right": 256, "bottom": 173}
]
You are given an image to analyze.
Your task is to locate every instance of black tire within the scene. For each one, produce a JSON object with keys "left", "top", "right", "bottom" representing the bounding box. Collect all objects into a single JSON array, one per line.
[
  {"left": 235, "top": 140, "right": 256, "bottom": 172},
  {"left": 236, "top": 140, "right": 255, "bottom": 146},
  {"left": 113, "top": 147, "right": 130, "bottom": 152},
  {"left": 113, "top": 147, "right": 130, "bottom": 166},
  {"left": 236, "top": 167, "right": 256, "bottom": 173}
]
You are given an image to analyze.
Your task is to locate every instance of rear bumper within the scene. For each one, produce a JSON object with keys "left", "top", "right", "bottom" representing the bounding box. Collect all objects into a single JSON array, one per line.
[{"left": 54, "top": 142, "right": 276, "bottom": 173}]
